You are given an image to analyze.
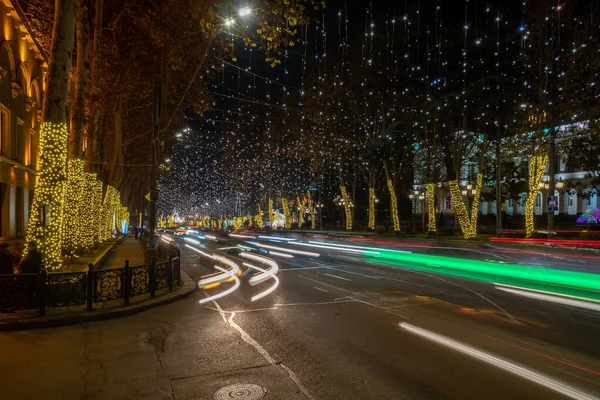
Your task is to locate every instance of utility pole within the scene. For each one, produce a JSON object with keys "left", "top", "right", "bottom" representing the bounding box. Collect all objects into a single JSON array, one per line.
[{"left": 148, "top": 75, "right": 161, "bottom": 250}]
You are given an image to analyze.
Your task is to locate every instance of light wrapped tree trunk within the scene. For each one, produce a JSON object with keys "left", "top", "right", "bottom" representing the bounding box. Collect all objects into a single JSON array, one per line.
[
  {"left": 448, "top": 172, "right": 483, "bottom": 239},
  {"left": 426, "top": 183, "right": 437, "bottom": 233},
  {"left": 26, "top": 0, "right": 77, "bottom": 269},
  {"left": 368, "top": 187, "right": 376, "bottom": 230},
  {"left": 526, "top": 155, "right": 549, "bottom": 237},
  {"left": 340, "top": 185, "right": 352, "bottom": 231}
]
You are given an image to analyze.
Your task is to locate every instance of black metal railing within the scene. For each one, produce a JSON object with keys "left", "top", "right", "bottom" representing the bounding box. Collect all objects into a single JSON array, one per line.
[{"left": 0, "top": 245, "right": 182, "bottom": 317}]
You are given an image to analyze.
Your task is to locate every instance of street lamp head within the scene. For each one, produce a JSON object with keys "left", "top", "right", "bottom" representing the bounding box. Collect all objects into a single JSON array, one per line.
[
  {"left": 238, "top": 7, "right": 252, "bottom": 16},
  {"left": 409, "top": 194, "right": 414, "bottom": 200},
  {"left": 544, "top": 183, "right": 549, "bottom": 190},
  {"left": 538, "top": 182, "right": 545, "bottom": 189},
  {"left": 224, "top": 18, "right": 235, "bottom": 26},
  {"left": 414, "top": 190, "right": 419, "bottom": 195},
  {"left": 466, "top": 183, "right": 473, "bottom": 190},
  {"left": 461, "top": 189, "right": 468, "bottom": 196},
  {"left": 419, "top": 194, "right": 425, "bottom": 200},
  {"left": 471, "top": 189, "right": 477, "bottom": 195},
  {"left": 556, "top": 181, "right": 564, "bottom": 189}
]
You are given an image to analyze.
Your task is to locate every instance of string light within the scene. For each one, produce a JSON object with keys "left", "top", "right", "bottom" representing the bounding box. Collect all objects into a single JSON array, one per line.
[
  {"left": 426, "top": 183, "right": 436, "bottom": 233},
  {"left": 368, "top": 187, "right": 376, "bottom": 230},
  {"left": 282, "top": 197, "right": 291, "bottom": 229},
  {"left": 386, "top": 179, "right": 400, "bottom": 232},
  {"left": 268, "top": 199, "right": 274, "bottom": 227},
  {"left": 307, "top": 190, "right": 315, "bottom": 229},
  {"left": 340, "top": 185, "right": 352, "bottom": 231},
  {"left": 526, "top": 155, "right": 549, "bottom": 237}
]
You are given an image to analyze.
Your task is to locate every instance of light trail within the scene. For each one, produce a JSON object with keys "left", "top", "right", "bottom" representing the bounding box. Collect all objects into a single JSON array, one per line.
[
  {"left": 269, "top": 251, "right": 294, "bottom": 258},
  {"left": 241, "top": 252, "right": 279, "bottom": 285},
  {"left": 185, "top": 244, "right": 214, "bottom": 259},
  {"left": 258, "top": 235, "right": 297, "bottom": 241},
  {"left": 205, "top": 234, "right": 217, "bottom": 240},
  {"left": 290, "top": 241, "right": 379, "bottom": 255},
  {"left": 308, "top": 241, "right": 412, "bottom": 254},
  {"left": 229, "top": 233, "right": 257, "bottom": 239},
  {"left": 399, "top": 322, "right": 597, "bottom": 400},
  {"left": 245, "top": 241, "right": 320, "bottom": 257},
  {"left": 495, "top": 284, "right": 600, "bottom": 312},
  {"left": 199, "top": 266, "right": 241, "bottom": 304},
  {"left": 197, "top": 254, "right": 241, "bottom": 287},
  {"left": 184, "top": 237, "right": 201, "bottom": 245},
  {"left": 243, "top": 262, "right": 280, "bottom": 302}
]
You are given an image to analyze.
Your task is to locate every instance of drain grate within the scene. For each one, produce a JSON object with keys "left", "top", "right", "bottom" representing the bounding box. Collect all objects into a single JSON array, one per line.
[{"left": 213, "top": 383, "right": 266, "bottom": 400}]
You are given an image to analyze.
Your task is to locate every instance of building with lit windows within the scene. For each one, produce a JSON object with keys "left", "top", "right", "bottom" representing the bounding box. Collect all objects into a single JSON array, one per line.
[{"left": 0, "top": 0, "right": 46, "bottom": 241}]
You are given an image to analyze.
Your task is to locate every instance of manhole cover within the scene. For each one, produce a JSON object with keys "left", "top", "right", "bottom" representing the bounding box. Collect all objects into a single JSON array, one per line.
[{"left": 214, "top": 383, "right": 266, "bottom": 400}]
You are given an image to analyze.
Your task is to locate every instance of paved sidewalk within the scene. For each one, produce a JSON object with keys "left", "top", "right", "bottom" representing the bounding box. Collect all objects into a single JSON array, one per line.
[{"left": 99, "top": 236, "right": 146, "bottom": 269}]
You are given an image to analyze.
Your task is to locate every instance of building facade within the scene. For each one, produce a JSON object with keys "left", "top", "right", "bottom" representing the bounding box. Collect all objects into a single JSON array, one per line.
[{"left": 0, "top": 0, "right": 46, "bottom": 241}]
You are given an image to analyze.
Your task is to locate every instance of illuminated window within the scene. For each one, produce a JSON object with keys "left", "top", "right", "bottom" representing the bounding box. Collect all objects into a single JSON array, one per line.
[
  {"left": 535, "top": 193, "right": 542, "bottom": 207},
  {"left": 568, "top": 196, "right": 574, "bottom": 207}
]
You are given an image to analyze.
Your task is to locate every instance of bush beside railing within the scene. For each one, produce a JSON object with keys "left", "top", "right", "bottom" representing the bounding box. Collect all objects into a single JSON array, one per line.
[{"left": 0, "top": 243, "right": 181, "bottom": 317}]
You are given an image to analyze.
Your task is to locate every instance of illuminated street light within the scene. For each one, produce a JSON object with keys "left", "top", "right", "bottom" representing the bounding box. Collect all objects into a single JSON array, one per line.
[
  {"left": 466, "top": 183, "right": 473, "bottom": 190},
  {"left": 461, "top": 189, "right": 468, "bottom": 196},
  {"left": 224, "top": 18, "right": 235, "bottom": 26},
  {"left": 556, "top": 180, "right": 564, "bottom": 189}
]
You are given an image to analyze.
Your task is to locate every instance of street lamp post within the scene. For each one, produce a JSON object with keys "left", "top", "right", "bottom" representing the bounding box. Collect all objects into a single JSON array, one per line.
[
  {"left": 408, "top": 189, "right": 419, "bottom": 235},
  {"left": 419, "top": 193, "right": 426, "bottom": 232}
]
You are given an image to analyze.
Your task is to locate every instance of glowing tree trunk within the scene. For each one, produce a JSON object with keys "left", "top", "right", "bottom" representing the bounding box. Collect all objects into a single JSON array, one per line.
[
  {"left": 526, "top": 154, "right": 549, "bottom": 237},
  {"left": 307, "top": 190, "right": 316, "bottom": 229},
  {"left": 426, "top": 183, "right": 437, "bottom": 233},
  {"left": 368, "top": 187, "right": 376, "bottom": 230},
  {"left": 282, "top": 198, "right": 291, "bottom": 228},
  {"left": 26, "top": 0, "right": 77, "bottom": 269},
  {"left": 383, "top": 162, "right": 400, "bottom": 232},
  {"left": 340, "top": 185, "right": 352, "bottom": 231},
  {"left": 297, "top": 197, "right": 305, "bottom": 228},
  {"left": 448, "top": 172, "right": 483, "bottom": 239},
  {"left": 268, "top": 199, "right": 274, "bottom": 227}
]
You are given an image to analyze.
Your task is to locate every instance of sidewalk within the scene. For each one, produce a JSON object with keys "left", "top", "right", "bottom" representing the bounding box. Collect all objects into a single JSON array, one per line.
[{"left": 98, "top": 236, "right": 146, "bottom": 269}]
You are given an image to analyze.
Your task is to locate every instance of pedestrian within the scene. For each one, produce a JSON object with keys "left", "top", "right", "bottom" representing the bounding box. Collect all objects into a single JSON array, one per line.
[
  {"left": 19, "top": 241, "right": 43, "bottom": 274},
  {"left": 134, "top": 227, "right": 139, "bottom": 240},
  {"left": 0, "top": 243, "right": 14, "bottom": 274}
]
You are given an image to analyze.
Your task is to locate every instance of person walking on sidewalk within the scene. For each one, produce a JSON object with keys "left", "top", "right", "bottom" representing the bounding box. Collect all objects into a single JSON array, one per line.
[
  {"left": 19, "top": 242, "right": 43, "bottom": 274},
  {"left": 134, "top": 227, "right": 139, "bottom": 240}
]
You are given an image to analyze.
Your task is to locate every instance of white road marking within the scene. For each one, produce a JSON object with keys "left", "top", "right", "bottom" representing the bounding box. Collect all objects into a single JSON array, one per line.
[
  {"left": 399, "top": 322, "right": 597, "bottom": 400},
  {"left": 211, "top": 301, "right": 316, "bottom": 400},
  {"left": 313, "top": 286, "right": 329, "bottom": 293},
  {"left": 324, "top": 273, "right": 352, "bottom": 281}
]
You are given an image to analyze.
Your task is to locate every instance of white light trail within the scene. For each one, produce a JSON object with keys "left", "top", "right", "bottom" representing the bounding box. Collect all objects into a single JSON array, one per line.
[
  {"left": 269, "top": 251, "right": 294, "bottom": 258},
  {"left": 495, "top": 284, "right": 600, "bottom": 312},
  {"left": 245, "top": 241, "right": 320, "bottom": 257},
  {"left": 258, "top": 235, "right": 297, "bottom": 241},
  {"left": 243, "top": 262, "right": 280, "bottom": 302},
  {"left": 199, "top": 266, "right": 241, "bottom": 304},
  {"left": 291, "top": 241, "right": 378, "bottom": 255},
  {"left": 241, "top": 252, "right": 279, "bottom": 285},
  {"left": 399, "top": 322, "right": 597, "bottom": 400},
  {"left": 197, "top": 255, "right": 240, "bottom": 287},
  {"left": 184, "top": 237, "right": 200, "bottom": 245},
  {"left": 205, "top": 234, "right": 217, "bottom": 240},
  {"left": 307, "top": 241, "right": 411, "bottom": 254},
  {"left": 160, "top": 235, "right": 173, "bottom": 243},
  {"left": 185, "top": 244, "right": 213, "bottom": 259},
  {"left": 230, "top": 233, "right": 256, "bottom": 239}
]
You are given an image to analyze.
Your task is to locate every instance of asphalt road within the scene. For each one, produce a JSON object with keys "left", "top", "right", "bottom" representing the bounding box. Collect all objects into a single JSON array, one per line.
[{"left": 2, "top": 235, "right": 600, "bottom": 400}]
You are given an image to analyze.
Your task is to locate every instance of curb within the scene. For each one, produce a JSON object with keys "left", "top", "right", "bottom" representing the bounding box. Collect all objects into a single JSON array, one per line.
[{"left": 0, "top": 271, "right": 196, "bottom": 332}]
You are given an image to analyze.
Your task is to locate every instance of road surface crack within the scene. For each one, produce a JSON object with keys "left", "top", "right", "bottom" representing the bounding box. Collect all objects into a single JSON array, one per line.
[{"left": 80, "top": 325, "right": 107, "bottom": 400}]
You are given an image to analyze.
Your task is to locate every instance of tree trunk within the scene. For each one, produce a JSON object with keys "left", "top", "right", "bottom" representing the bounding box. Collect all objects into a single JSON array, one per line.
[
  {"left": 368, "top": 169, "right": 376, "bottom": 230},
  {"left": 85, "top": 0, "right": 103, "bottom": 171},
  {"left": 383, "top": 160, "right": 400, "bottom": 232},
  {"left": 339, "top": 171, "right": 352, "bottom": 231},
  {"left": 26, "top": 0, "right": 77, "bottom": 270},
  {"left": 70, "top": 0, "right": 89, "bottom": 159},
  {"left": 109, "top": 95, "right": 123, "bottom": 185}
]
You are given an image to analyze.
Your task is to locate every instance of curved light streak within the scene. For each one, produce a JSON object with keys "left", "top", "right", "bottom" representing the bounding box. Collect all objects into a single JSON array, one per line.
[
  {"left": 185, "top": 244, "right": 213, "bottom": 259},
  {"left": 242, "top": 260, "right": 280, "bottom": 302},
  {"left": 199, "top": 266, "right": 241, "bottom": 304},
  {"left": 241, "top": 252, "right": 279, "bottom": 285},
  {"left": 245, "top": 241, "right": 320, "bottom": 257},
  {"left": 399, "top": 322, "right": 597, "bottom": 400}
]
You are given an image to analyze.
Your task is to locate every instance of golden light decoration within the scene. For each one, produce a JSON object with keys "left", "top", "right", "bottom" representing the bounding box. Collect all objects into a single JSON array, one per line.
[
  {"left": 340, "top": 185, "right": 352, "bottom": 231},
  {"left": 368, "top": 187, "right": 376, "bottom": 230},
  {"left": 307, "top": 190, "right": 315, "bottom": 229},
  {"left": 282, "top": 198, "right": 291, "bottom": 229},
  {"left": 254, "top": 204, "right": 263, "bottom": 228},
  {"left": 269, "top": 199, "right": 274, "bottom": 227},
  {"left": 448, "top": 173, "right": 483, "bottom": 240},
  {"left": 426, "top": 183, "right": 437, "bottom": 233},
  {"left": 26, "top": 122, "right": 69, "bottom": 270},
  {"left": 297, "top": 197, "right": 305, "bottom": 228},
  {"left": 526, "top": 154, "right": 549, "bottom": 237},
  {"left": 386, "top": 179, "right": 400, "bottom": 232},
  {"left": 61, "top": 159, "right": 85, "bottom": 255}
]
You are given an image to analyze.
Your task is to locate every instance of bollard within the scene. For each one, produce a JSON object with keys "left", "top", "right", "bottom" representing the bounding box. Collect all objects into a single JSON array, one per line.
[
  {"left": 37, "top": 265, "right": 47, "bottom": 317},
  {"left": 124, "top": 259, "right": 131, "bottom": 305},
  {"left": 86, "top": 263, "right": 94, "bottom": 311}
]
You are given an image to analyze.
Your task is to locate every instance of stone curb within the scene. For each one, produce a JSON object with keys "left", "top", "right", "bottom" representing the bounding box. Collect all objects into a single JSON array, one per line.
[{"left": 0, "top": 271, "right": 196, "bottom": 332}]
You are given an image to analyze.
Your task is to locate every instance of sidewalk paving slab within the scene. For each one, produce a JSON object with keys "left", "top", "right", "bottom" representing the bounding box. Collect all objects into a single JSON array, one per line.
[{"left": 99, "top": 236, "right": 146, "bottom": 269}]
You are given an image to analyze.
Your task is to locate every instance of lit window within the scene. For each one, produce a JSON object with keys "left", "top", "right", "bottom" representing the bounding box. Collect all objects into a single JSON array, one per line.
[{"left": 535, "top": 193, "right": 542, "bottom": 207}]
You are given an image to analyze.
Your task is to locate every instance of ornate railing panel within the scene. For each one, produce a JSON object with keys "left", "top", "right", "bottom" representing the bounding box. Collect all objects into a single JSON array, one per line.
[
  {"left": 155, "top": 261, "right": 169, "bottom": 290},
  {"left": 130, "top": 265, "right": 150, "bottom": 296},
  {"left": 94, "top": 269, "right": 124, "bottom": 302},
  {"left": 47, "top": 272, "right": 87, "bottom": 307},
  {"left": 0, "top": 274, "right": 37, "bottom": 310},
  {"left": 172, "top": 257, "right": 181, "bottom": 285}
]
